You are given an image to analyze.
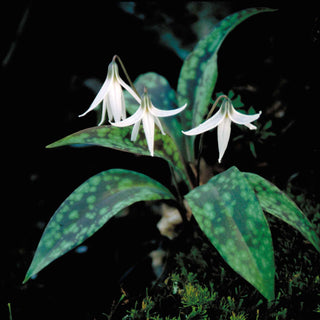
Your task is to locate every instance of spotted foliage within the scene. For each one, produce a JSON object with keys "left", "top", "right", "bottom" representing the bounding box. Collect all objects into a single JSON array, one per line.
[
  {"left": 47, "top": 125, "right": 190, "bottom": 188},
  {"left": 185, "top": 166, "right": 275, "bottom": 300},
  {"left": 244, "top": 172, "right": 320, "bottom": 252},
  {"left": 24, "top": 169, "right": 175, "bottom": 282},
  {"left": 177, "top": 7, "right": 276, "bottom": 160}
]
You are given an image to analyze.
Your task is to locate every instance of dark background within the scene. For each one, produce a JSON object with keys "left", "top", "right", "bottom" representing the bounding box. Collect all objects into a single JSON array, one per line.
[{"left": 2, "top": 1, "right": 320, "bottom": 319}]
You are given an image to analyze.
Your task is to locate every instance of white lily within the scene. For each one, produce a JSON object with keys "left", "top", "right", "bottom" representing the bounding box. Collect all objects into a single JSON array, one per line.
[
  {"left": 111, "top": 89, "right": 187, "bottom": 156},
  {"left": 79, "top": 58, "right": 140, "bottom": 125},
  {"left": 182, "top": 96, "right": 261, "bottom": 163}
]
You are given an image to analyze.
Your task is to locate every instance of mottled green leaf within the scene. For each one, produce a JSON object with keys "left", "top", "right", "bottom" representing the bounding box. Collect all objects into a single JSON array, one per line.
[
  {"left": 185, "top": 166, "right": 275, "bottom": 300},
  {"left": 46, "top": 125, "right": 190, "bottom": 188},
  {"left": 177, "top": 8, "right": 276, "bottom": 160},
  {"left": 244, "top": 173, "right": 320, "bottom": 252},
  {"left": 124, "top": 72, "right": 188, "bottom": 160},
  {"left": 24, "top": 169, "right": 175, "bottom": 282}
]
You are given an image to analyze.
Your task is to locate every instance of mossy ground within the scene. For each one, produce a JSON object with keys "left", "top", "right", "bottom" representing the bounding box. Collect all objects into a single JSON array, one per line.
[{"left": 105, "top": 189, "right": 320, "bottom": 320}]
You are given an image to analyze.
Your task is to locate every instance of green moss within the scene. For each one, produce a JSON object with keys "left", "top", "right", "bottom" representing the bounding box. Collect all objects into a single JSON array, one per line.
[{"left": 107, "top": 216, "right": 320, "bottom": 319}]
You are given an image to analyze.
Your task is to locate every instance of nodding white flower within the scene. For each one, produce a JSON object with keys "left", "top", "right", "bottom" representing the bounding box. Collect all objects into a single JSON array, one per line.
[
  {"left": 79, "top": 59, "right": 140, "bottom": 125},
  {"left": 111, "top": 89, "right": 187, "bottom": 156},
  {"left": 182, "top": 96, "right": 261, "bottom": 163}
]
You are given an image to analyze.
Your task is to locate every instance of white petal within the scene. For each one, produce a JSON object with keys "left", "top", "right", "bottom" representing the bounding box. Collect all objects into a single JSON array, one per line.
[
  {"left": 105, "top": 97, "right": 113, "bottom": 122},
  {"left": 142, "top": 112, "right": 155, "bottom": 156},
  {"left": 98, "top": 98, "right": 109, "bottom": 126},
  {"left": 228, "top": 103, "right": 261, "bottom": 125},
  {"left": 182, "top": 106, "right": 226, "bottom": 136},
  {"left": 111, "top": 106, "right": 144, "bottom": 127},
  {"left": 150, "top": 103, "right": 187, "bottom": 118},
  {"left": 121, "top": 90, "right": 127, "bottom": 120},
  {"left": 113, "top": 60, "right": 140, "bottom": 103},
  {"left": 79, "top": 76, "right": 111, "bottom": 117},
  {"left": 217, "top": 117, "right": 232, "bottom": 163},
  {"left": 154, "top": 116, "right": 166, "bottom": 135},
  {"left": 131, "top": 120, "right": 141, "bottom": 141},
  {"left": 244, "top": 123, "right": 257, "bottom": 130},
  {"left": 117, "top": 76, "right": 141, "bottom": 104},
  {"left": 108, "top": 82, "right": 126, "bottom": 123}
]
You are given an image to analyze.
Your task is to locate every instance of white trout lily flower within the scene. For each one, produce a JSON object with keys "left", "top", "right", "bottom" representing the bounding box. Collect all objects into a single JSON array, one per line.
[
  {"left": 182, "top": 96, "right": 261, "bottom": 163},
  {"left": 79, "top": 58, "right": 140, "bottom": 125},
  {"left": 111, "top": 89, "right": 187, "bottom": 156}
]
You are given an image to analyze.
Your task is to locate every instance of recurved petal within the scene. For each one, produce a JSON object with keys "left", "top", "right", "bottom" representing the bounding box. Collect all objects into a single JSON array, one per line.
[
  {"left": 217, "top": 117, "right": 232, "bottom": 163},
  {"left": 116, "top": 76, "right": 141, "bottom": 104},
  {"left": 153, "top": 116, "right": 166, "bottom": 135},
  {"left": 182, "top": 106, "right": 226, "bottom": 136},
  {"left": 111, "top": 105, "right": 144, "bottom": 127},
  {"left": 228, "top": 105, "right": 261, "bottom": 125},
  {"left": 79, "top": 76, "right": 111, "bottom": 117},
  {"left": 244, "top": 123, "right": 257, "bottom": 130},
  {"left": 150, "top": 103, "right": 187, "bottom": 118}
]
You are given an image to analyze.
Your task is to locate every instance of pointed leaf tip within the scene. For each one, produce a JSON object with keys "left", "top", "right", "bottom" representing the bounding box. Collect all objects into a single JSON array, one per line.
[
  {"left": 245, "top": 172, "right": 320, "bottom": 253},
  {"left": 24, "top": 169, "right": 175, "bottom": 281},
  {"left": 185, "top": 166, "right": 275, "bottom": 300},
  {"left": 44, "top": 126, "right": 191, "bottom": 189}
]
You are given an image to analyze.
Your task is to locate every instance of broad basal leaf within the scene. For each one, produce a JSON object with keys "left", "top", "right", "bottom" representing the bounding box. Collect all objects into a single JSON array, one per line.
[
  {"left": 24, "top": 169, "right": 175, "bottom": 282},
  {"left": 185, "top": 166, "right": 275, "bottom": 300},
  {"left": 245, "top": 172, "right": 320, "bottom": 252},
  {"left": 46, "top": 125, "right": 190, "bottom": 188},
  {"left": 124, "top": 72, "right": 188, "bottom": 161},
  {"left": 177, "top": 8, "right": 276, "bottom": 160}
]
